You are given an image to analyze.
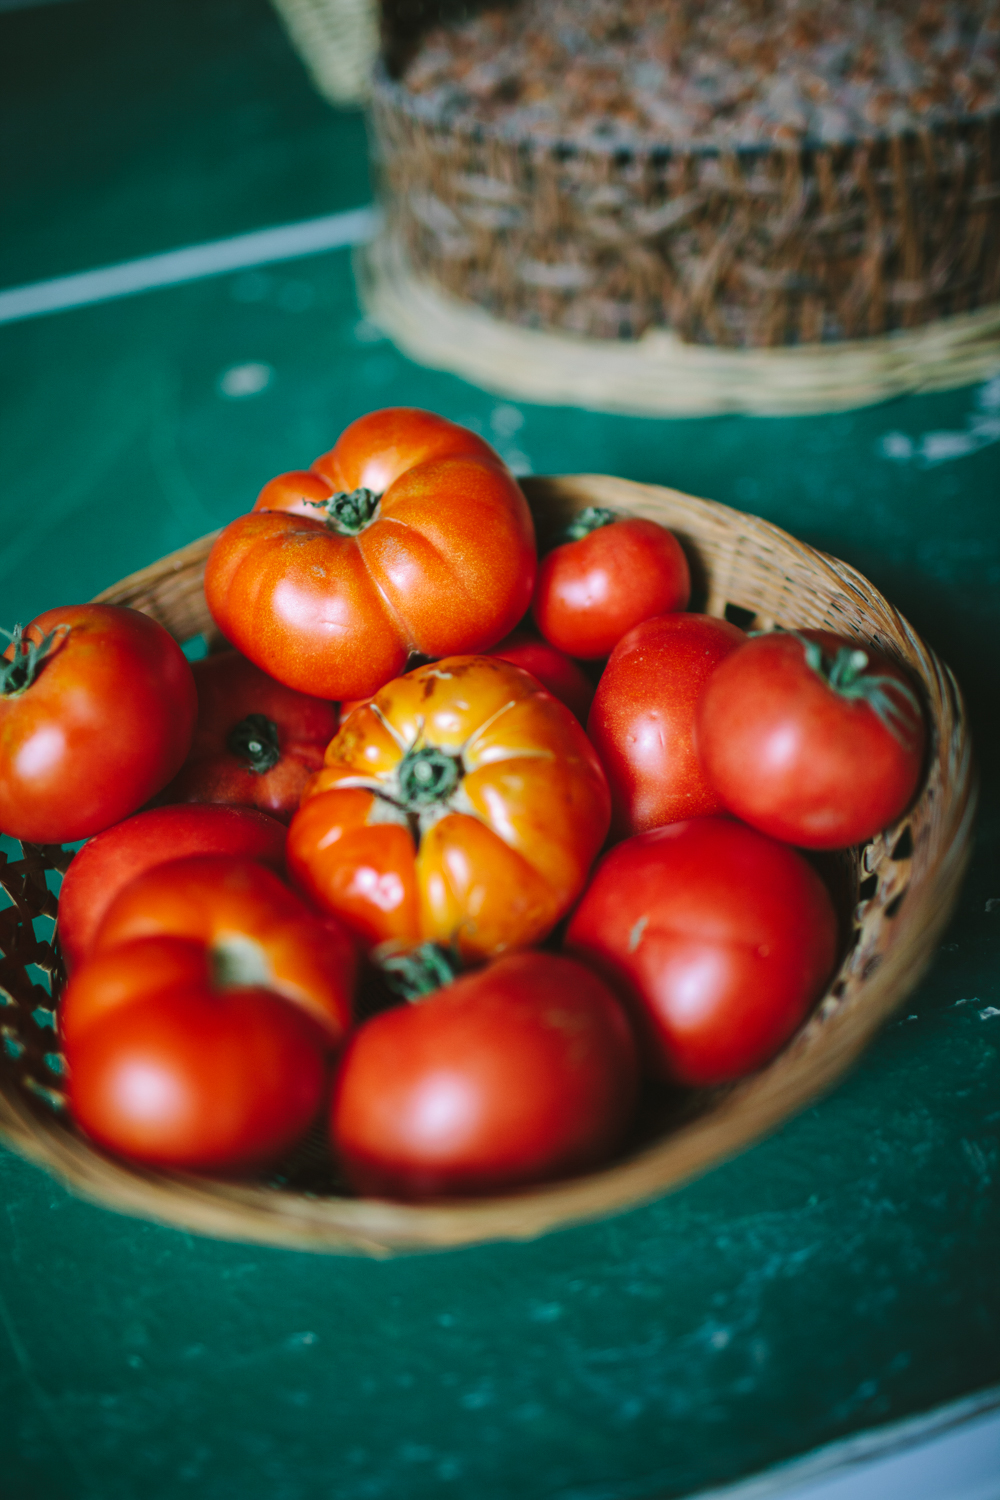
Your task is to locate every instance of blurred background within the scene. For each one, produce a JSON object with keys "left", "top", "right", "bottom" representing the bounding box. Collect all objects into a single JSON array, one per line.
[{"left": 0, "top": 2, "right": 998, "bottom": 1497}]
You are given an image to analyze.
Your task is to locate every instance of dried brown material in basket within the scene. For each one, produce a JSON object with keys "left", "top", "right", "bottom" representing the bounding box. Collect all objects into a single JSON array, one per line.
[{"left": 0, "top": 477, "right": 976, "bottom": 1253}]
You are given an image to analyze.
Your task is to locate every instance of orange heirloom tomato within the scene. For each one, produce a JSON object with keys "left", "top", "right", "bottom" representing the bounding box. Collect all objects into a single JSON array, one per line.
[
  {"left": 287, "top": 656, "right": 611, "bottom": 960},
  {"left": 204, "top": 408, "right": 537, "bottom": 701}
]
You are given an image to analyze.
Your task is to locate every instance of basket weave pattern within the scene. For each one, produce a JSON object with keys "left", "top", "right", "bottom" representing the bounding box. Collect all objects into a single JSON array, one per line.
[
  {"left": 0, "top": 479, "right": 976, "bottom": 1253},
  {"left": 372, "top": 76, "right": 1000, "bottom": 347}
]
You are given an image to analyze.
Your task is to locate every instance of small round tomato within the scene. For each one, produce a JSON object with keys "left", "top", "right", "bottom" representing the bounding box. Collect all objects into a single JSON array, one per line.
[
  {"left": 485, "top": 626, "right": 595, "bottom": 723},
  {"left": 287, "top": 655, "right": 610, "bottom": 960},
  {"left": 331, "top": 950, "right": 638, "bottom": 1199},
  {"left": 565, "top": 819, "right": 838, "bottom": 1087},
  {"left": 696, "top": 630, "right": 926, "bottom": 849},
  {"left": 204, "top": 408, "right": 536, "bottom": 700},
  {"left": 0, "top": 604, "right": 197, "bottom": 844},
  {"left": 533, "top": 508, "right": 690, "bottom": 660},
  {"left": 57, "top": 803, "right": 288, "bottom": 973},
  {"left": 158, "top": 649, "right": 338, "bottom": 822},
  {"left": 588, "top": 613, "right": 746, "bottom": 837}
]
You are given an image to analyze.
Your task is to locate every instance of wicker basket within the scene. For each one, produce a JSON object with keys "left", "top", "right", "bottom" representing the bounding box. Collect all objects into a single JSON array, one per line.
[
  {"left": 0, "top": 477, "right": 976, "bottom": 1254},
  {"left": 372, "top": 72, "right": 1000, "bottom": 349}
]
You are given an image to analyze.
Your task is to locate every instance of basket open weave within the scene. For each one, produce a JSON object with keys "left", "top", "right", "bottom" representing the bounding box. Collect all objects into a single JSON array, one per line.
[{"left": 0, "top": 477, "right": 976, "bottom": 1255}]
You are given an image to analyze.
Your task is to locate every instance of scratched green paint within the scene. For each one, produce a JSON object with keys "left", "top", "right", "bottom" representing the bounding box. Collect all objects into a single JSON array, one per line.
[{"left": 1, "top": 3, "right": 998, "bottom": 1499}]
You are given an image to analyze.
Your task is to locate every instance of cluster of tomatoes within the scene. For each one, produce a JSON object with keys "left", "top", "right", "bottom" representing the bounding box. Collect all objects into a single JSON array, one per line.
[{"left": 0, "top": 409, "right": 926, "bottom": 1201}]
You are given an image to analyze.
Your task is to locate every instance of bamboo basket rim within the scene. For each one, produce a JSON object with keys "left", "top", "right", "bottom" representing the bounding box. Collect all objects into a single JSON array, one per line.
[
  {"left": 356, "top": 233, "right": 1000, "bottom": 417},
  {"left": 0, "top": 476, "right": 977, "bottom": 1255}
]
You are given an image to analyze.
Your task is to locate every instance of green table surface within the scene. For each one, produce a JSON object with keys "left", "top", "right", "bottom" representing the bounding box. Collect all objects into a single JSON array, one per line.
[{"left": 1, "top": 4, "right": 998, "bottom": 1498}]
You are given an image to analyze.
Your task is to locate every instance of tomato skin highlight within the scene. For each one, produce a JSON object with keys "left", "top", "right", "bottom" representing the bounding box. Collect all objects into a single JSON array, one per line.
[
  {"left": 331, "top": 952, "right": 639, "bottom": 1199},
  {"left": 696, "top": 630, "right": 926, "bottom": 849},
  {"left": 533, "top": 517, "right": 690, "bottom": 660},
  {"left": 564, "top": 819, "right": 839, "bottom": 1087},
  {"left": 484, "top": 627, "right": 595, "bottom": 723},
  {"left": 0, "top": 604, "right": 197, "bottom": 844},
  {"left": 204, "top": 409, "right": 537, "bottom": 700},
  {"left": 157, "top": 649, "right": 338, "bottom": 822},
  {"left": 588, "top": 613, "right": 746, "bottom": 837},
  {"left": 57, "top": 804, "right": 288, "bottom": 973},
  {"left": 288, "top": 655, "right": 611, "bottom": 960}
]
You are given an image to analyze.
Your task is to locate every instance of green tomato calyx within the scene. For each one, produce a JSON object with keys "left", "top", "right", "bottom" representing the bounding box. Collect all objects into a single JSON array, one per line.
[
  {"left": 379, "top": 942, "right": 462, "bottom": 1003},
  {"left": 0, "top": 623, "right": 70, "bottom": 699},
  {"left": 306, "top": 486, "right": 381, "bottom": 536},
  {"left": 226, "top": 714, "right": 282, "bottom": 774},
  {"left": 794, "top": 632, "right": 924, "bottom": 749},
  {"left": 557, "top": 506, "right": 620, "bottom": 545},
  {"left": 398, "top": 745, "right": 461, "bottom": 808}
]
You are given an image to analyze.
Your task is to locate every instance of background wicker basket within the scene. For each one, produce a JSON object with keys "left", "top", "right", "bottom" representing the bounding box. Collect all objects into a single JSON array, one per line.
[
  {"left": 0, "top": 477, "right": 976, "bottom": 1255},
  {"left": 371, "top": 79, "right": 1000, "bottom": 349}
]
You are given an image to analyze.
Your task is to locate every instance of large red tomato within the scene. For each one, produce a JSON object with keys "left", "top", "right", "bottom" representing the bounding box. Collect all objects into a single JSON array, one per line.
[
  {"left": 533, "top": 508, "right": 690, "bottom": 660},
  {"left": 62, "top": 856, "right": 357, "bottom": 1171},
  {"left": 0, "top": 605, "right": 196, "bottom": 844},
  {"left": 287, "top": 655, "right": 610, "bottom": 960},
  {"left": 331, "top": 950, "right": 638, "bottom": 1199},
  {"left": 204, "top": 409, "right": 537, "bottom": 700},
  {"left": 57, "top": 803, "right": 287, "bottom": 973},
  {"left": 696, "top": 630, "right": 926, "bottom": 849},
  {"left": 158, "top": 649, "right": 338, "bottom": 822},
  {"left": 564, "top": 819, "right": 839, "bottom": 1087},
  {"left": 588, "top": 613, "right": 745, "bottom": 837}
]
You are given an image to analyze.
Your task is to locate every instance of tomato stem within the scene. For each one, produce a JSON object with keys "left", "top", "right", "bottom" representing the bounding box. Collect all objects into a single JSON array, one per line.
[
  {"left": 398, "top": 746, "right": 461, "bottom": 808},
  {"left": 557, "top": 506, "right": 619, "bottom": 545},
  {"left": 379, "top": 942, "right": 462, "bottom": 1001},
  {"left": 226, "top": 714, "right": 281, "bottom": 774},
  {"left": 305, "top": 486, "right": 380, "bottom": 536},
  {"left": 791, "top": 632, "right": 924, "bottom": 748},
  {"left": 0, "top": 623, "right": 70, "bottom": 699}
]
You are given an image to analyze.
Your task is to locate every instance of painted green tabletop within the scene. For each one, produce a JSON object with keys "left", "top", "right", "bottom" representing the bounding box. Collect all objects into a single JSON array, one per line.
[{"left": 1, "top": 3, "right": 998, "bottom": 1498}]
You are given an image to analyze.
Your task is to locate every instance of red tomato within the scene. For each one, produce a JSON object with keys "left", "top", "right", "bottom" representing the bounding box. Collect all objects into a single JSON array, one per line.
[
  {"left": 588, "top": 613, "right": 746, "bottom": 837},
  {"left": 331, "top": 951, "right": 638, "bottom": 1199},
  {"left": 696, "top": 630, "right": 926, "bottom": 849},
  {"left": 61, "top": 856, "right": 358, "bottom": 1171},
  {"left": 83, "top": 855, "right": 355, "bottom": 1039},
  {"left": 157, "top": 649, "right": 338, "bottom": 822},
  {"left": 57, "top": 804, "right": 287, "bottom": 973},
  {"left": 64, "top": 958, "right": 330, "bottom": 1173},
  {"left": 0, "top": 605, "right": 196, "bottom": 844},
  {"left": 533, "top": 508, "right": 690, "bottom": 660},
  {"left": 484, "top": 627, "right": 595, "bottom": 723},
  {"left": 204, "top": 409, "right": 536, "bottom": 700},
  {"left": 564, "top": 819, "right": 838, "bottom": 1087}
]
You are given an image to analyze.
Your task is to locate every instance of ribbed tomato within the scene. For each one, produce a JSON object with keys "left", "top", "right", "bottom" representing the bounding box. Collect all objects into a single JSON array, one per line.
[
  {"left": 158, "top": 649, "right": 338, "bottom": 822},
  {"left": 62, "top": 856, "right": 357, "bottom": 1171},
  {"left": 204, "top": 409, "right": 536, "bottom": 700},
  {"left": 287, "top": 655, "right": 610, "bottom": 959}
]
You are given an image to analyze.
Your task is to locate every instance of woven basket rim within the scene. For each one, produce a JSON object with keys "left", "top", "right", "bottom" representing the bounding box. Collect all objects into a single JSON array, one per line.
[
  {"left": 374, "top": 60, "right": 1000, "bottom": 162},
  {"left": 0, "top": 475, "right": 977, "bottom": 1254}
]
